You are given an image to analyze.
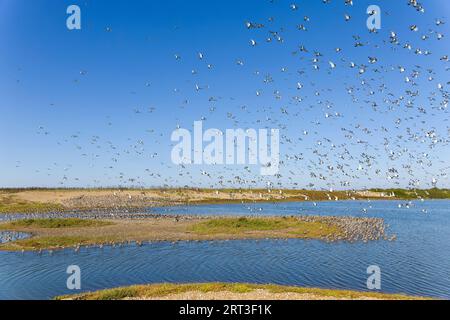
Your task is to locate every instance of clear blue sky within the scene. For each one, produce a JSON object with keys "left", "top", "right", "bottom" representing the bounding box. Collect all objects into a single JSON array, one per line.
[{"left": 0, "top": 0, "right": 449, "bottom": 189}]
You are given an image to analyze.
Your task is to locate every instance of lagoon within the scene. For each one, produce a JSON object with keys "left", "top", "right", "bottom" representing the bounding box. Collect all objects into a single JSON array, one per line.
[{"left": 0, "top": 200, "right": 449, "bottom": 300}]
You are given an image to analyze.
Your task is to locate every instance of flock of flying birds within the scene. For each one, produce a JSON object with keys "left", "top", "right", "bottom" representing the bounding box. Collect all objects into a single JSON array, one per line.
[{"left": 23, "top": 0, "right": 449, "bottom": 196}]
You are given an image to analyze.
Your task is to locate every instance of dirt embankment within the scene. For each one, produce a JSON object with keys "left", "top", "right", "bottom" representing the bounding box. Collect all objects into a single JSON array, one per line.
[
  {"left": 59, "top": 283, "right": 425, "bottom": 301},
  {"left": 1, "top": 189, "right": 394, "bottom": 214}
]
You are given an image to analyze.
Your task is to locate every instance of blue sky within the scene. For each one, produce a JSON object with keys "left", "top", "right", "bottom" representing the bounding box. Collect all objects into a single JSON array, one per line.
[{"left": 0, "top": 0, "right": 449, "bottom": 189}]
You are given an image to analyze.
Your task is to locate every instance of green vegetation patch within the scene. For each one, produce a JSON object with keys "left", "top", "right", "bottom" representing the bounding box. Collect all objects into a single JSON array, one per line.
[
  {"left": 0, "top": 218, "right": 113, "bottom": 229},
  {"left": 57, "top": 282, "right": 425, "bottom": 300},
  {"left": 190, "top": 217, "right": 342, "bottom": 238},
  {"left": 0, "top": 236, "right": 92, "bottom": 251},
  {"left": 0, "top": 195, "right": 64, "bottom": 214}
]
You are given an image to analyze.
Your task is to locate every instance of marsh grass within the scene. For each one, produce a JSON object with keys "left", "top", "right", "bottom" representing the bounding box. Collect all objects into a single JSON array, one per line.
[
  {"left": 0, "top": 217, "right": 345, "bottom": 251},
  {"left": 0, "top": 195, "right": 63, "bottom": 214},
  {"left": 57, "top": 282, "right": 425, "bottom": 300},
  {"left": 0, "top": 219, "right": 114, "bottom": 250},
  {"left": 3, "top": 236, "right": 91, "bottom": 250},
  {"left": 0, "top": 218, "right": 113, "bottom": 229},
  {"left": 190, "top": 217, "right": 342, "bottom": 238}
]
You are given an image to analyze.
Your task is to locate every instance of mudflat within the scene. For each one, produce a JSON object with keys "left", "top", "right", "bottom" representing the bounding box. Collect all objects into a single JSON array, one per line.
[
  {"left": 0, "top": 215, "right": 391, "bottom": 251},
  {"left": 0, "top": 188, "right": 406, "bottom": 214}
]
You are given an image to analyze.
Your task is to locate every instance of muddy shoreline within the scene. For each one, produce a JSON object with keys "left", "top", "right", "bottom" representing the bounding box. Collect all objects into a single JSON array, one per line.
[
  {"left": 0, "top": 189, "right": 404, "bottom": 215},
  {"left": 0, "top": 215, "right": 395, "bottom": 252}
]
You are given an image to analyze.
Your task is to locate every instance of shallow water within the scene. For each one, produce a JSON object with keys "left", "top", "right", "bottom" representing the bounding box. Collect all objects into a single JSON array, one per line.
[{"left": 0, "top": 200, "right": 449, "bottom": 300}]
